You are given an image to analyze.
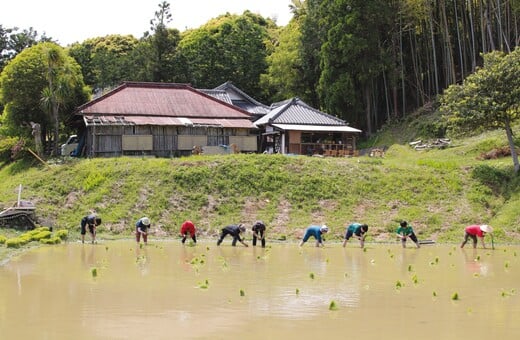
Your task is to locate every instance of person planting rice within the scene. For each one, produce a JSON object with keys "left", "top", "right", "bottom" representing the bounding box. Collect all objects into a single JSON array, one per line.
[
  {"left": 80, "top": 213, "right": 101, "bottom": 244},
  {"left": 217, "top": 224, "right": 249, "bottom": 247},
  {"left": 135, "top": 217, "right": 150, "bottom": 245},
  {"left": 460, "top": 224, "right": 493, "bottom": 249},
  {"left": 343, "top": 223, "right": 368, "bottom": 248},
  {"left": 396, "top": 221, "right": 420, "bottom": 248},
  {"left": 180, "top": 220, "right": 197, "bottom": 244},
  {"left": 252, "top": 220, "right": 266, "bottom": 248},
  {"left": 299, "top": 225, "right": 328, "bottom": 247}
]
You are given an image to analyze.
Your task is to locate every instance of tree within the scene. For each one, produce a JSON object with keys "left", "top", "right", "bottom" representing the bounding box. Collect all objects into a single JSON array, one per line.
[
  {"left": 317, "top": 0, "right": 393, "bottom": 134},
  {"left": 441, "top": 47, "right": 520, "bottom": 173},
  {"left": 147, "top": 1, "right": 181, "bottom": 82},
  {"left": 69, "top": 35, "right": 140, "bottom": 91},
  {"left": 0, "top": 25, "right": 51, "bottom": 72},
  {"left": 260, "top": 20, "right": 304, "bottom": 102},
  {"left": 177, "top": 11, "right": 272, "bottom": 96},
  {"left": 0, "top": 42, "right": 89, "bottom": 155}
]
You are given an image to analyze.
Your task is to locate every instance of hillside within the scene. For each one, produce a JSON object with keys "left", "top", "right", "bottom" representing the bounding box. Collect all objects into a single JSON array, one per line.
[{"left": 1, "top": 123, "right": 519, "bottom": 247}]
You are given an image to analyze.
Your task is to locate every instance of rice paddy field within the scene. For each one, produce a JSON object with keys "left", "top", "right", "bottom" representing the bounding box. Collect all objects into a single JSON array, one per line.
[{"left": 0, "top": 240, "right": 518, "bottom": 339}]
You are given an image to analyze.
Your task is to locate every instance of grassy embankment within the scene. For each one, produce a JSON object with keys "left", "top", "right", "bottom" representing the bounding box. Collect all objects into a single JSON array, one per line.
[{"left": 1, "top": 124, "right": 519, "bottom": 262}]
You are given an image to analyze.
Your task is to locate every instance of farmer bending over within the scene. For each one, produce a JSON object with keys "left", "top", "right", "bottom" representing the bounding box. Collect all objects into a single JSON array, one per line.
[
  {"left": 81, "top": 213, "right": 101, "bottom": 244},
  {"left": 396, "top": 221, "right": 420, "bottom": 248},
  {"left": 461, "top": 224, "right": 493, "bottom": 249},
  {"left": 217, "top": 224, "right": 248, "bottom": 247},
  {"left": 180, "top": 220, "right": 197, "bottom": 244},
  {"left": 252, "top": 220, "right": 266, "bottom": 248},
  {"left": 135, "top": 217, "right": 150, "bottom": 245},
  {"left": 343, "top": 223, "right": 368, "bottom": 248},
  {"left": 299, "top": 225, "right": 328, "bottom": 247}
]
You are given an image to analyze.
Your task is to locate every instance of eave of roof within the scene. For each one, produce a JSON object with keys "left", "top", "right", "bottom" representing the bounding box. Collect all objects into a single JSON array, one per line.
[
  {"left": 83, "top": 115, "right": 256, "bottom": 129},
  {"left": 272, "top": 124, "right": 362, "bottom": 133}
]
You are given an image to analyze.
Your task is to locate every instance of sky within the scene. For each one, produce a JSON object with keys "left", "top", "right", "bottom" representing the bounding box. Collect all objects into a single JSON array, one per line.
[{"left": 1, "top": 0, "right": 294, "bottom": 46}]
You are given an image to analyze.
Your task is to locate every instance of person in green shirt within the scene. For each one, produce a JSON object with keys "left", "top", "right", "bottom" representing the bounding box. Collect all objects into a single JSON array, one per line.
[
  {"left": 342, "top": 223, "right": 368, "bottom": 248},
  {"left": 396, "top": 221, "right": 420, "bottom": 248}
]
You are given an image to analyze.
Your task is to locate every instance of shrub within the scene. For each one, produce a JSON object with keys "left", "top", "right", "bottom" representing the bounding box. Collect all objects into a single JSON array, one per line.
[
  {"left": 55, "top": 229, "right": 68, "bottom": 240},
  {"left": 0, "top": 235, "right": 7, "bottom": 244},
  {"left": 28, "top": 230, "right": 52, "bottom": 241},
  {"left": 40, "top": 237, "right": 61, "bottom": 245},
  {"left": 0, "top": 137, "right": 21, "bottom": 163},
  {"left": 5, "top": 238, "right": 22, "bottom": 248}
]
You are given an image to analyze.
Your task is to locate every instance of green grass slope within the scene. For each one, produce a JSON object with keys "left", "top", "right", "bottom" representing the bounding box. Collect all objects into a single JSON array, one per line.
[{"left": 1, "top": 128, "right": 519, "bottom": 246}]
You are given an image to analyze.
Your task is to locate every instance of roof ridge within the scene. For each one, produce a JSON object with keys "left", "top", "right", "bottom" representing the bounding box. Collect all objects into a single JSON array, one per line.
[{"left": 214, "top": 81, "right": 269, "bottom": 108}]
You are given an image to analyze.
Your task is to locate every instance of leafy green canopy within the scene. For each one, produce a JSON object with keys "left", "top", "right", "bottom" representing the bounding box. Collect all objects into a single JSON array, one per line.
[
  {"left": 177, "top": 11, "right": 273, "bottom": 96},
  {"left": 0, "top": 42, "right": 89, "bottom": 140},
  {"left": 441, "top": 47, "right": 520, "bottom": 172}
]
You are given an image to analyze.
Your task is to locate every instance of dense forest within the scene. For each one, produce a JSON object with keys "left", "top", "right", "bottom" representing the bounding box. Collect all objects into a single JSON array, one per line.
[{"left": 1, "top": 0, "right": 519, "bottom": 146}]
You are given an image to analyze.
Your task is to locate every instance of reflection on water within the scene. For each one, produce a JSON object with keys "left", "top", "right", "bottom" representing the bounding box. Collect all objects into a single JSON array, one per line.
[{"left": 0, "top": 242, "right": 519, "bottom": 339}]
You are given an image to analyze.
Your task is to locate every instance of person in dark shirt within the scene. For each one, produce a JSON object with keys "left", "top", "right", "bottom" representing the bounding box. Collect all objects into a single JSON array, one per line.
[
  {"left": 80, "top": 213, "right": 101, "bottom": 244},
  {"left": 216, "top": 224, "right": 248, "bottom": 247},
  {"left": 252, "top": 220, "right": 266, "bottom": 248},
  {"left": 135, "top": 217, "right": 150, "bottom": 245}
]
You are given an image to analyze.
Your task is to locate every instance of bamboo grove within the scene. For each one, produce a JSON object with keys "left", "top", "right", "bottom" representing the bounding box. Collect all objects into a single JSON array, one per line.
[{"left": 292, "top": 0, "right": 520, "bottom": 135}]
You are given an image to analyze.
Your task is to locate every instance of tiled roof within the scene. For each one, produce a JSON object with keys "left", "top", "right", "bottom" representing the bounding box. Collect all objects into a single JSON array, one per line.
[
  {"left": 255, "top": 98, "right": 350, "bottom": 127},
  {"left": 198, "top": 89, "right": 233, "bottom": 105},
  {"left": 77, "top": 82, "right": 252, "bottom": 119},
  {"left": 213, "top": 81, "right": 270, "bottom": 115}
]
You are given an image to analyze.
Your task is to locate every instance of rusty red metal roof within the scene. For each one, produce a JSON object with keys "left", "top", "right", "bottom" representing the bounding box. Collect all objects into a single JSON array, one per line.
[{"left": 77, "top": 82, "right": 253, "bottom": 119}]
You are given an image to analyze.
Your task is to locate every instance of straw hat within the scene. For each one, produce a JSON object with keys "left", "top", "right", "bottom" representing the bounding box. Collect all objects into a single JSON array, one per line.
[{"left": 479, "top": 225, "right": 493, "bottom": 233}]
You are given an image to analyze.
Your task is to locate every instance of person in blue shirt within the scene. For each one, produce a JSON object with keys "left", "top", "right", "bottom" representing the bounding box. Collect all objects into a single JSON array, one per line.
[
  {"left": 342, "top": 223, "right": 368, "bottom": 248},
  {"left": 299, "top": 225, "right": 328, "bottom": 247}
]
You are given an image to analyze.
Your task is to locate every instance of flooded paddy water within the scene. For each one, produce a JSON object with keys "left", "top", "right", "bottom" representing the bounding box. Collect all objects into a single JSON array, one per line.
[{"left": 0, "top": 241, "right": 519, "bottom": 339}]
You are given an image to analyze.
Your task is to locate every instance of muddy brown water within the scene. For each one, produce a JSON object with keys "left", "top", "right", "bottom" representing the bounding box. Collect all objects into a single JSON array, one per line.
[{"left": 0, "top": 241, "right": 519, "bottom": 339}]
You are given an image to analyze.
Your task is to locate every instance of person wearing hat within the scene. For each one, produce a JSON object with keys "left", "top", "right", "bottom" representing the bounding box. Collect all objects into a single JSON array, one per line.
[
  {"left": 343, "top": 223, "right": 369, "bottom": 248},
  {"left": 396, "top": 221, "right": 420, "bottom": 248},
  {"left": 80, "top": 213, "right": 101, "bottom": 244},
  {"left": 216, "top": 224, "right": 249, "bottom": 247},
  {"left": 461, "top": 224, "right": 493, "bottom": 249},
  {"left": 180, "top": 220, "right": 197, "bottom": 244},
  {"left": 299, "top": 225, "right": 328, "bottom": 247},
  {"left": 135, "top": 217, "right": 151, "bottom": 245},
  {"left": 252, "top": 220, "right": 267, "bottom": 248}
]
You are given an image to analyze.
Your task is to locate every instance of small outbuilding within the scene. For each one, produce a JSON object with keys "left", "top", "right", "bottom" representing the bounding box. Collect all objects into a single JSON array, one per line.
[{"left": 254, "top": 98, "right": 362, "bottom": 156}]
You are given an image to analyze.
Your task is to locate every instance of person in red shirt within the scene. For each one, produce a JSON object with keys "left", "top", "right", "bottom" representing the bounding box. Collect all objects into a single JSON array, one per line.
[
  {"left": 460, "top": 224, "right": 493, "bottom": 249},
  {"left": 180, "top": 220, "right": 197, "bottom": 244}
]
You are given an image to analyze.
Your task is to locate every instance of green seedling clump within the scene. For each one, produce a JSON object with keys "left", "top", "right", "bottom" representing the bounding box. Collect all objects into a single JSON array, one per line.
[
  {"left": 451, "top": 292, "right": 459, "bottom": 300},
  {"left": 329, "top": 300, "right": 338, "bottom": 311}
]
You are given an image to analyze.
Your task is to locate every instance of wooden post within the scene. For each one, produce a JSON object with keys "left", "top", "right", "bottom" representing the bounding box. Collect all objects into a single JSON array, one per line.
[{"left": 27, "top": 148, "right": 49, "bottom": 167}]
